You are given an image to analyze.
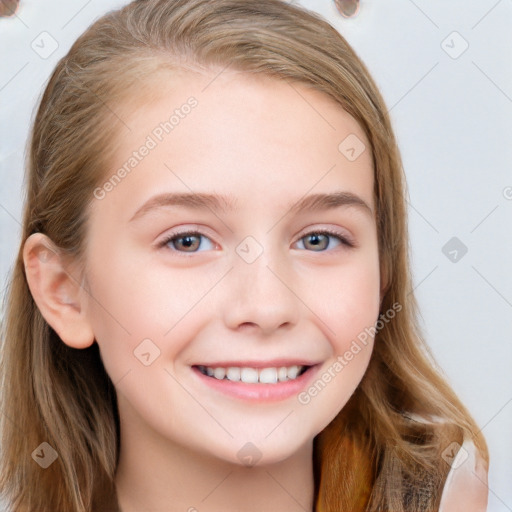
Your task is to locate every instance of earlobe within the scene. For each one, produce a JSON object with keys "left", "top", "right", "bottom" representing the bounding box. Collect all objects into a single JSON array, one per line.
[{"left": 23, "top": 233, "right": 95, "bottom": 349}]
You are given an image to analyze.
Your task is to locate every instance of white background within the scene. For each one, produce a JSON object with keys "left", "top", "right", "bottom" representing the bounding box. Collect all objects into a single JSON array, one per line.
[{"left": 1, "top": 1, "right": 511, "bottom": 510}]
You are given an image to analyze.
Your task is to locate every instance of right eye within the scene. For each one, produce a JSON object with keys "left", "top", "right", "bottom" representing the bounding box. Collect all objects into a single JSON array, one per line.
[{"left": 158, "top": 230, "right": 217, "bottom": 254}]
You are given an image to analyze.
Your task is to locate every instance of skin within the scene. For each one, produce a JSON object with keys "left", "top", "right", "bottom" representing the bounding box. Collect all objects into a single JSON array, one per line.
[{"left": 24, "top": 70, "right": 381, "bottom": 511}]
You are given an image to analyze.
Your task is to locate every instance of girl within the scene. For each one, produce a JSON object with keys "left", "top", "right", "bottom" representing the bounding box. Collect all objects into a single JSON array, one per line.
[{"left": 0, "top": 0, "right": 489, "bottom": 510}]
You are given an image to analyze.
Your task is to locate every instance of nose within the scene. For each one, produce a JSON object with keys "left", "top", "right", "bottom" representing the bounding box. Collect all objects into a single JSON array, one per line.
[{"left": 221, "top": 247, "right": 300, "bottom": 336}]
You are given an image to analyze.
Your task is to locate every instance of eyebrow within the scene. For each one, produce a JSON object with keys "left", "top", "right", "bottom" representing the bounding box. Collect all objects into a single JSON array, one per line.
[
  {"left": 130, "top": 192, "right": 237, "bottom": 221},
  {"left": 129, "top": 190, "right": 373, "bottom": 221},
  {"left": 289, "top": 191, "right": 373, "bottom": 217}
]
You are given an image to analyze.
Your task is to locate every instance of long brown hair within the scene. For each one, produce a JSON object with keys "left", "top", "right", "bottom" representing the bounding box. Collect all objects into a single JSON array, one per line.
[{"left": 0, "top": 1, "right": 488, "bottom": 510}]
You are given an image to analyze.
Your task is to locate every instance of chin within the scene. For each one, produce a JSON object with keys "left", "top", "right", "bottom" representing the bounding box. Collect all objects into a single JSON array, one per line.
[{"left": 216, "top": 435, "right": 313, "bottom": 468}]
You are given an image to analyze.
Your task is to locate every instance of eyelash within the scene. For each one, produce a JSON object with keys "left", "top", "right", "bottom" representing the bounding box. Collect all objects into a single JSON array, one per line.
[{"left": 157, "top": 228, "right": 355, "bottom": 256}]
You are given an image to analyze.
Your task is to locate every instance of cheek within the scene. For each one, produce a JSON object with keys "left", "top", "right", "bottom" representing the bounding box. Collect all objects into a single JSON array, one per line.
[
  {"left": 333, "top": 270, "right": 380, "bottom": 350},
  {"left": 82, "top": 252, "right": 163, "bottom": 371},
  {"left": 310, "top": 251, "right": 381, "bottom": 352},
  {"left": 83, "top": 245, "right": 220, "bottom": 377},
  {"left": 296, "top": 250, "right": 380, "bottom": 421}
]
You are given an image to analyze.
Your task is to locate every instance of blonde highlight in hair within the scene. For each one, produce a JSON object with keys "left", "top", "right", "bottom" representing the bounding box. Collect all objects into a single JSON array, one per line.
[{"left": 0, "top": 1, "right": 488, "bottom": 510}]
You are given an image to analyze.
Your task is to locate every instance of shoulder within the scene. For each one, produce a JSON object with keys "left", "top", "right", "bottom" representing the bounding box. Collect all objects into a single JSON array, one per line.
[
  {"left": 403, "top": 412, "right": 489, "bottom": 512},
  {"left": 438, "top": 437, "right": 489, "bottom": 512}
]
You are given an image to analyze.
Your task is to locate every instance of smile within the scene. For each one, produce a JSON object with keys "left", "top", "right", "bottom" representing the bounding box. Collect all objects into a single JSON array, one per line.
[{"left": 196, "top": 365, "right": 309, "bottom": 384}]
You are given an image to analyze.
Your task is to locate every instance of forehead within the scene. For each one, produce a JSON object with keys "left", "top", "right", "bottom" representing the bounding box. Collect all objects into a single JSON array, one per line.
[{"left": 94, "top": 69, "right": 374, "bottom": 220}]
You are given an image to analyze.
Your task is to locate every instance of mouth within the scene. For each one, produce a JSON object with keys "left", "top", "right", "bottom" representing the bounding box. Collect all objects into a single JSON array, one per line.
[
  {"left": 194, "top": 364, "right": 311, "bottom": 384},
  {"left": 191, "top": 362, "right": 319, "bottom": 402}
]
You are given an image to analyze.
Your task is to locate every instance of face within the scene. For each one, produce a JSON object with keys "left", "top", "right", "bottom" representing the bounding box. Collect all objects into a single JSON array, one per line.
[{"left": 82, "top": 69, "right": 381, "bottom": 466}]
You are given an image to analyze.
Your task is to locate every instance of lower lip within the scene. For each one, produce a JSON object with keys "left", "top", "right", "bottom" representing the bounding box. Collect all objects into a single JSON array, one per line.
[{"left": 192, "top": 365, "right": 319, "bottom": 402}]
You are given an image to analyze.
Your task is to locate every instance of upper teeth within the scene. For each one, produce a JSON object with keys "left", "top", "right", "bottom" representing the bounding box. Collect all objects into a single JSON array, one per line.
[{"left": 198, "top": 365, "right": 305, "bottom": 383}]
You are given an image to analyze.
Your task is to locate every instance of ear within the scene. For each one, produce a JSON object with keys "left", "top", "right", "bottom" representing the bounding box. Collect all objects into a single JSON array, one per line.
[{"left": 23, "top": 233, "right": 95, "bottom": 349}]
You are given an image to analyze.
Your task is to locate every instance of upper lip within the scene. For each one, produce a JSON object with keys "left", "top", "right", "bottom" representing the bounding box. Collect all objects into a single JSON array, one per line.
[{"left": 193, "top": 359, "right": 319, "bottom": 368}]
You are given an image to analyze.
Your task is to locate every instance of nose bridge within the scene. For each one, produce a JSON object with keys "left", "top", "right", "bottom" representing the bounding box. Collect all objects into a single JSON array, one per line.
[{"left": 222, "top": 238, "right": 300, "bottom": 334}]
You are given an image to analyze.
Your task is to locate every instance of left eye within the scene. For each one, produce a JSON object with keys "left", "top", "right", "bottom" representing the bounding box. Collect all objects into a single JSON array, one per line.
[{"left": 294, "top": 230, "right": 352, "bottom": 251}]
